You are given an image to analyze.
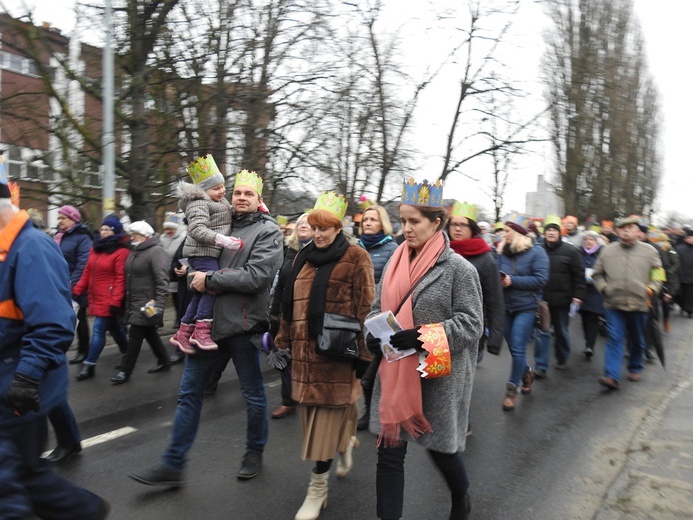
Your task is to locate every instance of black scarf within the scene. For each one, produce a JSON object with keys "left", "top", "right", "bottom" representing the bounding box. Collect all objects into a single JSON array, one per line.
[
  {"left": 93, "top": 232, "right": 127, "bottom": 253},
  {"left": 282, "top": 231, "right": 350, "bottom": 338}
]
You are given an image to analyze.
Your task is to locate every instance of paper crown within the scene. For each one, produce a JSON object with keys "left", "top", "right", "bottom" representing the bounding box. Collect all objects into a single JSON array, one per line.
[
  {"left": 544, "top": 214, "right": 562, "bottom": 229},
  {"left": 358, "top": 194, "right": 374, "bottom": 210},
  {"left": 494, "top": 221, "right": 504, "bottom": 231},
  {"left": 589, "top": 225, "right": 602, "bottom": 234},
  {"left": 276, "top": 215, "right": 289, "bottom": 226},
  {"left": 450, "top": 200, "right": 477, "bottom": 221},
  {"left": 163, "top": 212, "right": 182, "bottom": 228},
  {"left": 187, "top": 155, "right": 225, "bottom": 191},
  {"left": 503, "top": 211, "right": 531, "bottom": 230},
  {"left": 401, "top": 178, "right": 444, "bottom": 207},
  {"left": 234, "top": 169, "right": 263, "bottom": 196},
  {"left": 313, "top": 191, "right": 348, "bottom": 220}
]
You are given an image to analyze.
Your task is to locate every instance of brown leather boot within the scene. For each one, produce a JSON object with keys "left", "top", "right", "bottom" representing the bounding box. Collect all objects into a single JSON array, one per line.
[
  {"left": 521, "top": 367, "right": 534, "bottom": 395},
  {"left": 502, "top": 383, "right": 518, "bottom": 411}
]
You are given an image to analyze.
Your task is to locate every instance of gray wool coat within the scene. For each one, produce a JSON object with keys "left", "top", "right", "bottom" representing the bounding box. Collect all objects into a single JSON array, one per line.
[
  {"left": 178, "top": 181, "right": 233, "bottom": 259},
  {"left": 368, "top": 242, "right": 483, "bottom": 453}
]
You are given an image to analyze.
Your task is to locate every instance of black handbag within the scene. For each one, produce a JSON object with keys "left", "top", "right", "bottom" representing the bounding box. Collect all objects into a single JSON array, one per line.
[{"left": 315, "top": 313, "right": 362, "bottom": 361}]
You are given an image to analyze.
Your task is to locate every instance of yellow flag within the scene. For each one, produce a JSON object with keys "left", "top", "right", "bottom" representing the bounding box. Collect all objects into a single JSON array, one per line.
[{"left": 650, "top": 267, "right": 666, "bottom": 282}]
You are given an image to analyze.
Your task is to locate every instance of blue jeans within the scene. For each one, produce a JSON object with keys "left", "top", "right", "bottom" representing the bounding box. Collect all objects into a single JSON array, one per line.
[
  {"left": 161, "top": 333, "right": 268, "bottom": 471},
  {"left": 533, "top": 328, "right": 552, "bottom": 372},
  {"left": 0, "top": 416, "right": 101, "bottom": 519},
  {"left": 603, "top": 309, "right": 648, "bottom": 381},
  {"left": 504, "top": 311, "right": 536, "bottom": 386},
  {"left": 47, "top": 400, "right": 81, "bottom": 447},
  {"left": 182, "top": 256, "right": 219, "bottom": 323},
  {"left": 83, "top": 316, "right": 128, "bottom": 365}
]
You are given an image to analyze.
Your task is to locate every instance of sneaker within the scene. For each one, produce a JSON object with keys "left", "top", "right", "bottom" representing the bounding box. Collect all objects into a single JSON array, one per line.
[
  {"left": 128, "top": 464, "right": 185, "bottom": 487},
  {"left": 599, "top": 376, "right": 620, "bottom": 390},
  {"left": 627, "top": 372, "right": 642, "bottom": 382},
  {"left": 583, "top": 347, "right": 593, "bottom": 360},
  {"left": 237, "top": 451, "right": 262, "bottom": 480}
]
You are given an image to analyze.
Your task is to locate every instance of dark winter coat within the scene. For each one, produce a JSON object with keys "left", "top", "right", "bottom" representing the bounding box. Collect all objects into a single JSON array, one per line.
[
  {"left": 674, "top": 242, "right": 693, "bottom": 284},
  {"left": 497, "top": 238, "right": 549, "bottom": 313},
  {"left": 57, "top": 223, "right": 92, "bottom": 305},
  {"left": 579, "top": 246, "right": 605, "bottom": 315},
  {"left": 73, "top": 234, "right": 130, "bottom": 317},
  {"left": 542, "top": 240, "right": 586, "bottom": 308},
  {"left": 275, "top": 244, "right": 375, "bottom": 407},
  {"left": 358, "top": 235, "right": 398, "bottom": 284},
  {"left": 124, "top": 234, "right": 169, "bottom": 327},
  {"left": 270, "top": 245, "right": 298, "bottom": 320}
]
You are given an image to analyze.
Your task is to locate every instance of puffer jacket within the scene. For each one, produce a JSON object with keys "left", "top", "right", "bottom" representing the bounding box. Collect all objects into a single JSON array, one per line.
[
  {"left": 178, "top": 181, "right": 233, "bottom": 258},
  {"left": 124, "top": 234, "right": 169, "bottom": 327},
  {"left": 580, "top": 246, "right": 605, "bottom": 314},
  {"left": 497, "top": 238, "right": 549, "bottom": 313},
  {"left": 592, "top": 241, "right": 663, "bottom": 312},
  {"left": 275, "top": 244, "right": 375, "bottom": 407},
  {"left": 542, "top": 240, "right": 586, "bottom": 307},
  {"left": 57, "top": 222, "right": 93, "bottom": 306},
  {"left": 73, "top": 234, "right": 130, "bottom": 317},
  {"left": 674, "top": 241, "right": 693, "bottom": 284},
  {"left": 205, "top": 211, "right": 284, "bottom": 340},
  {"left": 358, "top": 234, "right": 398, "bottom": 284}
]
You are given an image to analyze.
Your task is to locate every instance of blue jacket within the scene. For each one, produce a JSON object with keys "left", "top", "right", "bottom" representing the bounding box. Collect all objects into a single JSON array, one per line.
[
  {"left": 1, "top": 211, "right": 75, "bottom": 424},
  {"left": 358, "top": 235, "right": 398, "bottom": 284},
  {"left": 58, "top": 223, "right": 93, "bottom": 287},
  {"left": 497, "top": 242, "right": 549, "bottom": 313}
]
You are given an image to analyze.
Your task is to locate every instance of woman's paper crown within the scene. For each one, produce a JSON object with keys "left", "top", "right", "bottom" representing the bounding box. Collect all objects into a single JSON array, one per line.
[
  {"left": 401, "top": 178, "right": 444, "bottom": 207},
  {"left": 234, "top": 169, "right": 263, "bottom": 196},
  {"left": 276, "top": 215, "right": 289, "bottom": 226},
  {"left": 503, "top": 211, "right": 531, "bottom": 230},
  {"left": 313, "top": 191, "right": 348, "bottom": 220},
  {"left": 187, "top": 155, "right": 224, "bottom": 191},
  {"left": 450, "top": 200, "right": 477, "bottom": 221}
]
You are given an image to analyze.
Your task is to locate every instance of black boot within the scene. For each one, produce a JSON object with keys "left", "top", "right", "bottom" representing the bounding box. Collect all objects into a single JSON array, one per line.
[
  {"left": 357, "top": 389, "right": 371, "bottom": 430},
  {"left": 44, "top": 443, "right": 82, "bottom": 463},
  {"left": 450, "top": 492, "right": 471, "bottom": 520},
  {"left": 111, "top": 371, "right": 130, "bottom": 384},
  {"left": 76, "top": 364, "right": 95, "bottom": 381}
]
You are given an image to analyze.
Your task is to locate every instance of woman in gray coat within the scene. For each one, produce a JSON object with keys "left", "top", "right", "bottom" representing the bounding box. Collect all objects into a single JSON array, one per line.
[
  {"left": 111, "top": 221, "right": 171, "bottom": 384},
  {"left": 366, "top": 180, "right": 483, "bottom": 520}
]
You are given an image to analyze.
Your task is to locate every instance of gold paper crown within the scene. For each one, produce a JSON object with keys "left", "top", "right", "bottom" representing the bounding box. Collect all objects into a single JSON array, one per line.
[
  {"left": 544, "top": 214, "right": 562, "bottom": 229},
  {"left": 450, "top": 200, "right": 477, "bottom": 221},
  {"left": 401, "top": 178, "right": 444, "bottom": 207},
  {"left": 313, "top": 191, "right": 348, "bottom": 220},
  {"left": 276, "top": 215, "right": 289, "bottom": 226},
  {"left": 234, "top": 169, "right": 263, "bottom": 196},
  {"left": 187, "top": 154, "right": 224, "bottom": 190}
]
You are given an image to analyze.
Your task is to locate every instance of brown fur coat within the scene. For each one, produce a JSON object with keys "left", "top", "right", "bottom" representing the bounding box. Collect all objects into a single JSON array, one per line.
[{"left": 275, "top": 244, "right": 375, "bottom": 406}]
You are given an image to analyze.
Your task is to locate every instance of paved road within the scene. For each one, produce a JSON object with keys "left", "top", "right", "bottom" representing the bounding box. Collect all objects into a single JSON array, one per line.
[{"left": 51, "top": 310, "right": 693, "bottom": 519}]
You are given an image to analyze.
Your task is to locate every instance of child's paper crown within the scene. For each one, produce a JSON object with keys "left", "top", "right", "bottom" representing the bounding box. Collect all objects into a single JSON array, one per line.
[
  {"left": 401, "top": 178, "right": 444, "bottom": 207},
  {"left": 187, "top": 155, "right": 224, "bottom": 191},
  {"left": 233, "top": 169, "right": 263, "bottom": 196},
  {"left": 313, "top": 191, "right": 348, "bottom": 220}
]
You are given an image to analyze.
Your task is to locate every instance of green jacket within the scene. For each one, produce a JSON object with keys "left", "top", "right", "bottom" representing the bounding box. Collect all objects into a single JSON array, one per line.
[{"left": 592, "top": 240, "right": 663, "bottom": 312}]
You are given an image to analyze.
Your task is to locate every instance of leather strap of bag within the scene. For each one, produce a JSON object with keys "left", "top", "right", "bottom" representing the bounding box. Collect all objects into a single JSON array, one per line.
[{"left": 393, "top": 268, "right": 434, "bottom": 317}]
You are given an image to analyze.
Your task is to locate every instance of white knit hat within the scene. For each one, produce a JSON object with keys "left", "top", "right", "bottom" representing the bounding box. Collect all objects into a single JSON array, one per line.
[{"left": 128, "top": 220, "right": 155, "bottom": 238}]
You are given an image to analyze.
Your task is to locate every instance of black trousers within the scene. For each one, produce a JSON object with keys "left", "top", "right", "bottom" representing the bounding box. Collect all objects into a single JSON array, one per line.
[
  {"left": 75, "top": 306, "right": 90, "bottom": 355},
  {"left": 121, "top": 324, "right": 169, "bottom": 376},
  {"left": 377, "top": 442, "right": 469, "bottom": 519},
  {"left": 580, "top": 310, "right": 600, "bottom": 350}
]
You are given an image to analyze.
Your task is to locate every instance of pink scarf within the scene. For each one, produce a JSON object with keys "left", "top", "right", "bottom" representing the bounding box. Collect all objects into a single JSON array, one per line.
[
  {"left": 378, "top": 231, "right": 446, "bottom": 446},
  {"left": 53, "top": 223, "right": 76, "bottom": 246}
]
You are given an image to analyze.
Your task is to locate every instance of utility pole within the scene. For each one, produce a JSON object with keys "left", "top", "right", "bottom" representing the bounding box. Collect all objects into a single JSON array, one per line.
[{"left": 102, "top": 0, "right": 115, "bottom": 216}]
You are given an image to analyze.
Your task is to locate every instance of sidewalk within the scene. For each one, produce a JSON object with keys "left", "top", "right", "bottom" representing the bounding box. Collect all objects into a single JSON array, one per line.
[{"left": 596, "top": 374, "right": 693, "bottom": 519}]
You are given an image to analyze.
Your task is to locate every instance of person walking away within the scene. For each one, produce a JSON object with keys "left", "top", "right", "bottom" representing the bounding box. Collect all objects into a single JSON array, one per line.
[
  {"left": 111, "top": 221, "right": 171, "bottom": 384},
  {"left": 656, "top": 233, "right": 679, "bottom": 331},
  {"left": 593, "top": 217, "right": 664, "bottom": 389},
  {"left": 129, "top": 168, "right": 283, "bottom": 485},
  {"left": 355, "top": 204, "right": 398, "bottom": 431},
  {"left": 72, "top": 217, "right": 130, "bottom": 381},
  {"left": 169, "top": 155, "right": 243, "bottom": 355},
  {"left": 159, "top": 212, "right": 187, "bottom": 328},
  {"left": 367, "top": 179, "right": 483, "bottom": 520},
  {"left": 0, "top": 181, "right": 110, "bottom": 519},
  {"left": 496, "top": 212, "right": 549, "bottom": 410},
  {"left": 264, "top": 213, "right": 313, "bottom": 416},
  {"left": 578, "top": 231, "right": 606, "bottom": 359},
  {"left": 674, "top": 228, "right": 693, "bottom": 317},
  {"left": 275, "top": 193, "right": 375, "bottom": 520},
  {"left": 533, "top": 215, "right": 585, "bottom": 373}
]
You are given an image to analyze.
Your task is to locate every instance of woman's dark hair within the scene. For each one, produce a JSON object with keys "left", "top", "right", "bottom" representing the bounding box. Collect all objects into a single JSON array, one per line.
[
  {"left": 446, "top": 217, "right": 481, "bottom": 237},
  {"left": 400, "top": 204, "right": 448, "bottom": 231}
]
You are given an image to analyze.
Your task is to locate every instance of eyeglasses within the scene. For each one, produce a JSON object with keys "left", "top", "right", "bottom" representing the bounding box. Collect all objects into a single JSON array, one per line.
[{"left": 99, "top": 227, "right": 114, "bottom": 233}]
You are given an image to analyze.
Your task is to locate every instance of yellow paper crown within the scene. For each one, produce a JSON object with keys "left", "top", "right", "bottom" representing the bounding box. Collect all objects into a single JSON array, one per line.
[
  {"left": 544, "top": 214, "right": 562, "bottom": 229},
  {"left": 450, "top": 200, "right": 477, "bottom": 221},
  {"left": 276, "top": 215, "right": 289, "bottom": 226},
  {"left": 187, "top": 154, "right": 224, "bottom": 190},
  {"left": 234, "top": 169, "right": 263, "bottom": 196},
  {"left": 313, "top": 191, "right": 348, "bottom": 220}
]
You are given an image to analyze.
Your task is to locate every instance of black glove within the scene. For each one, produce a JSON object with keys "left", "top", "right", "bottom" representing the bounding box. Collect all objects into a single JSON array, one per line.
[
  {"left": 3, "top": 374, "right": 40, "bottom": 415},
  {"left": 109, "top": 305, "right": 121, "bottom": 316},
  {"left": 366, "top": 333, "right": 381, "bottom": 355},
  {"left": 354, "top": 359, "right": 370, "bottom": 379},
  {"left": 390, "top": 328, "right": 424, "bottom": 352},
  {"left": 486, "top": 342, "right": 501, "bottom": 356}
]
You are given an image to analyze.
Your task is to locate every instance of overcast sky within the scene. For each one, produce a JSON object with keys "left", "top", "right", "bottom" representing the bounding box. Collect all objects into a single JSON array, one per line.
[{"left": 3, "top": 0, "right": 691, "bottom": 223}]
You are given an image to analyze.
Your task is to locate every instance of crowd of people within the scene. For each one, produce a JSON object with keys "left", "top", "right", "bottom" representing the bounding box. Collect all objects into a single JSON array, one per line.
[{"left": 4, "top": 154, "right": 693, "bottom": 519}]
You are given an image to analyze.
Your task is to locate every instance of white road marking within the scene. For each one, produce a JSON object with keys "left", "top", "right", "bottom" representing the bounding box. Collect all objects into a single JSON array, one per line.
[{"left": 41, "top": 426, "right": 137, "bottom": 457}]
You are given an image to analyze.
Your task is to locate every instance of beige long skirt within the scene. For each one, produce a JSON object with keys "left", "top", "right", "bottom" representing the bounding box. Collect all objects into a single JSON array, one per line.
[{"left": 299, "top": 402, "right": 358, "bottom": 461}]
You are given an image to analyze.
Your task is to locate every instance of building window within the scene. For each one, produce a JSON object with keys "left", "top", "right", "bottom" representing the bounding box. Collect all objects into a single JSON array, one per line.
[{"left": 0, "top": 50, "right": 44, "bottom": 78}]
